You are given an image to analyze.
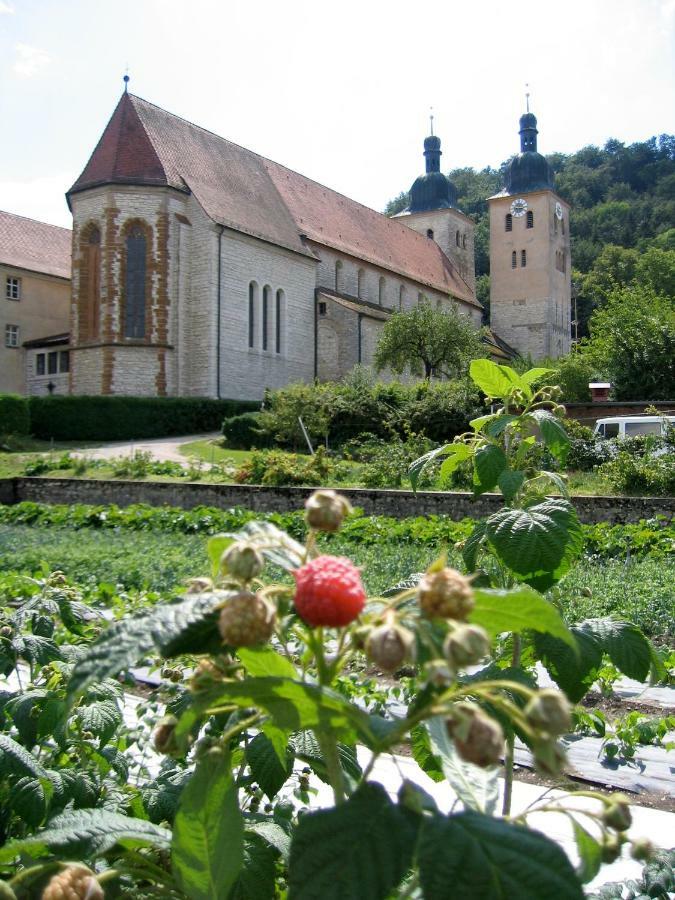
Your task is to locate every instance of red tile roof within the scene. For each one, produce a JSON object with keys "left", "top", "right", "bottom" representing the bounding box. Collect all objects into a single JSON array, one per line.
[
  {"left": 0, "top": 210, "right": 71, "bottom": 279},
  {"left": 69, "top": 93, "right": 477, "bottom": 305}
]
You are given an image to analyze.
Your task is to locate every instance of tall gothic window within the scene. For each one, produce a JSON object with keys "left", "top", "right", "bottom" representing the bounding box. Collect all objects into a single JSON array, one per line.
[
  {"left": 398, "top": 284, "right": 405, "bottom": 310},
  {"left": 511, "top": 251, "right": 517, "bottom": 268},
  {"left": 248, "top": 281, "right": 258, "bottom": 348},
  {"left": 521, "top": 249, "right": 527, "bottom": 267},
  {"left": 124, "top": 225, "right": 147, "bottom": 339},
  {"left": 526, "top": 210, "right": 534, "bottom": 228},
  {"left": 378, "top": 276, "right": 385, "bottom": 305},
  {"left": 262, "top": 285, "right": 271, "bottom": 351},
  {"left": 275, "top": 289, "right": 284, "bottom": 354},
  {"left": 80, "top": 225, "right": 101, "bottom": 342},
  {"left": 505, "top": 214, "right": 512, "bottom": 232},
  {"left": 358, "top": 268, "right": 365, "bottom": 298},
  {"left": 334, "top": 260, "right": 342, "bottom": 292},
  {"left": 455, "top": 230, "right": 460, "bottom": 246}
]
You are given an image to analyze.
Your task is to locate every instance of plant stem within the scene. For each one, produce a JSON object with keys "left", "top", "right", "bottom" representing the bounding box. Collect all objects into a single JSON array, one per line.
[
  {"left": 502, "top": 634, "right": 521, "bottom": 817},
  {"left": 317, "top": 729, "right": 346, "bottom": 805}
]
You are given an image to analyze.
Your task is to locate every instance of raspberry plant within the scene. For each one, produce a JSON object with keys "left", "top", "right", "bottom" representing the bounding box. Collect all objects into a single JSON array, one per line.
[{"left": 0, "top": 368, "right": 665, "bottom": 898}]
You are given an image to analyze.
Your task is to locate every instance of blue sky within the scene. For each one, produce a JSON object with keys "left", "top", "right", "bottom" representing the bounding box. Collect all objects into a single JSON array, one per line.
[{"left": 1, "top": 0, "right": 674, "bottom": 228}]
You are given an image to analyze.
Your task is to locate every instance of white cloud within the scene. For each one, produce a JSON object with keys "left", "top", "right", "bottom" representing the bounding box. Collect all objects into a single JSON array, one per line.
[
  {"left": 13, "top": 43, "right": 51, "bottom": 77},
  {"left": 0, "top": 2, "right": 14, "bottom": 12}
]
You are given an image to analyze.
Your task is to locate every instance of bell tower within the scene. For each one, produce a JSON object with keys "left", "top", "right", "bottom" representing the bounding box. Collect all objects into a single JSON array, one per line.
[{"left": 488, "top": 108, "right": 571, "bottom": 359}]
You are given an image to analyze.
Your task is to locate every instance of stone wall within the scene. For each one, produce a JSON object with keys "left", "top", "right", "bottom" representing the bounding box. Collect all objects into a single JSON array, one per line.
[{"left": 2, "top": 477, "right": 672, "bottom": 524}]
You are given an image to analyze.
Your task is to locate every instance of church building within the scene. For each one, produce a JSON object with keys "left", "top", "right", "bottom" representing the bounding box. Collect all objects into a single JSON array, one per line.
[{"left": 62, "top": 90, "right": 569, "bottom": 399}]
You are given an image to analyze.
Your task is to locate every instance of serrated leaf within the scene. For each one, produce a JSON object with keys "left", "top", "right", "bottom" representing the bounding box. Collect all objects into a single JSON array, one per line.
[
  {"left": 409, "top": 725, "right": 444, "bottom": 783},
  {"left": 288, "top": 782, "right": 419, "bottom": 900},
  {"left": 0, "top": 733, "right": 47, "bottom": 779},
  {"left": 471, "top": 586, "right": 575, "bottom": 647},
  {"left": 141, "top": 768, "right": 190, "bottom": 825},
  {"left": 498, "top": 469, "right": 525, "bottom": 503},
  {"left": 520, "top": 367, "right": 556, "bottom": 386},
  {"left": 228, "top": 521, "right": 305, "bottom": 572},
  {"left": 485, "top": 499, "right": 583, "bottom": 591},
  {"left": 470, "top": 359, "right": 525, "bottom": 399},
  {"left": 11, "top": 634, "right": 63, "bottom": 666},
  {"left": 0, "top": 809, "right": 171, "bottom": 863},
  {"left": 230, "top": 834, "right": 277, "bottom": 900},
  {"left": 237, "top": 646, "right": 298, "bottom": 680},
  {"left": 207, "top": 534, "right": 234, "bottom": 579},
  {"left": 573, "top": 820, "right": 602, "bottom": 883},
  {"left": 473, "top": 444, "right": 508, "bottom": 494},
  {"left": 426, "top": 717, "right": 498, "bottom": 814},
  {"left": 583, "top": 618, "right": 652, "bottom": 682},
  {"left": 247, "top": 733, "right": 293, "bottom": 799},
  {"left": 246, "top": 820, "right": 291, "bottom": 860},
  {"left": 439, "top": 444, "right": 474, "bottom": 484},
  {"left": 68, "top": 591, "right": 232, "bottom": 699},
  {"left": 417, "top": 810, "right": 584, "bottom": 900},
  {"left": 291, "top": 731, "right": 362, "bottom": 784},
  {"left": 462, "top": 522, "right": 487, "bottom": 572},
  {"left": 11, "top": 775, "right": 51, "bottom": 826},
  {"left": 172, "top": 749, "right": 244, "bottom": 900},
  {"left": 381, "top": 573, "right": 423, "bottom": 598},
  {"left": 534, "top": 627, "right": 603, "bottom": 702},
  {"left": 409, "top": 445, "right": 452, "bottom": 492},
  {"left": 529, "top": 409, "right": 570, "bottom": 465},
  {"left": 76, "top": 699, "right": 122, "bottom": 744}
]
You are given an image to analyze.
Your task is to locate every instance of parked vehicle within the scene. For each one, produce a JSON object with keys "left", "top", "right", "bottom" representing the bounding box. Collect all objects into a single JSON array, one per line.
[{"left": 593, "top": 415, "right": 675, "bottom": 440}]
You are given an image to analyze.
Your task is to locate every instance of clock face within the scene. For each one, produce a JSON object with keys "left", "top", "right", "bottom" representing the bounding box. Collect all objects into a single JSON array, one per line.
[
  {"left": 510, "top": 198, "right": 528, "bottom": 217},
  {"left": 555, "top": 202, "right": 563, "bottom": 220}
]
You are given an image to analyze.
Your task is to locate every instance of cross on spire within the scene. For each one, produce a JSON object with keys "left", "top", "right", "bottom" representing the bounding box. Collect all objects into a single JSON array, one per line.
[
  {"left": 525, "top": 83, "right": 530, "bottom": 113},
  {"left": 429, "top": 106, "right": 434, "bottom": 136},
  {"left": 123, "top": 66, "right": 130, "bottom": 93}
]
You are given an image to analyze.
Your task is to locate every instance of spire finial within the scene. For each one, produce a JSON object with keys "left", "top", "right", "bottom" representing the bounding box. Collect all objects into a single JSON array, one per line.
[
  {"left": 429, "top": 106, "right": 434, "bottom": 137},
  {"left": 525, "top": 83, "right": 530, "bottom": 113},
  {"left": 123, "top": 65, "right": 130, "bottom": 93}
]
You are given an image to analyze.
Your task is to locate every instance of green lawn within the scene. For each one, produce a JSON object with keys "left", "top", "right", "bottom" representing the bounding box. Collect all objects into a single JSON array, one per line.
[{"left": 178, "top": 439, "right": 254, "bottom": 466}]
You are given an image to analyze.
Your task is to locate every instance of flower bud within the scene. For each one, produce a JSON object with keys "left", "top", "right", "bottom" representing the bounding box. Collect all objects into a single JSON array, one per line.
[
  {"left": 153, "top": 716, "right": 179, "bottom": 755},
  {"left": 630, "top": 837, "right": 655, "bottom": 862},
  {"left": 601, "top": 833, "right": 623, "bottom": 864},
  {"left": 443, "top": 624, "right": 490, "bottom": 671},
  {"left": 0, "top": 626, "right": 12, "bottom": 639},
  {"left": 218, "top": 591, "right": 276, "bottom": 646},
  {"left": 305, "top": 490, "right": 353, "bottom": 533},
  {"left": 418, "top": 568, "right": 474, "bottom": 621},
  {"left": 446, "top": 703, "right": 504, "bottom": 768},
  {"left": 602, "top": 796, "right": 632, "bottom": 832},
  {"left": 48, "top": 571, "right": 68, "bottom": 587},
  {"left": 525, "top": 690, "right": 572, "bottom": 736},
  {"left": 221, "top": 542, "right": 264, "bottom": 583},
  {"left": 532, "top": 739, "right": 567, "bottom": 776},
  {"left": 365, "top": 622, "right": 415, "bottom": 672}
]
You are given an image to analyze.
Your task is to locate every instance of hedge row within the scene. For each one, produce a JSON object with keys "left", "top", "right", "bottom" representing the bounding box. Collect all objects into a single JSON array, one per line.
[{"left": 0, "top": 395, "right": 259, "bottom": 442}]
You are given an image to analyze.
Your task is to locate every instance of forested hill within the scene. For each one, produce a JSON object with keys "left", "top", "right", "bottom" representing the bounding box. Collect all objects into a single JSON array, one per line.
[{"left": 384, "top": 134, "right": 675, "bottom": 284}]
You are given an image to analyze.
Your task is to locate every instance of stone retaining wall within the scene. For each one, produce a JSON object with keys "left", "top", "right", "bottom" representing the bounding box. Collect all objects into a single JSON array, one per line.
[{"left": 1, "top": 477, "right": 673, "bottom": 525}]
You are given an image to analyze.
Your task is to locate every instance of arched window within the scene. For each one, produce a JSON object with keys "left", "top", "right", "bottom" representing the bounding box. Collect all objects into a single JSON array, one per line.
[
  {"left": 554, "top": 215, "right": 558, "bottom": 234},
  {"left": 334, "top": 260, "right": 343, "bottom": 292},
  {"left": 248, "top": 281, "right": 258, "bottom": 348},
  {"left": 511, "top": 251, "right": 517, "bottom": 268},
  {"left": 505, "top": 214, "right": 513, "bottom": 232},
  {"left": 426, "top": 228, "right": 434, "bottom": 239},
  {"left": 275, "top": 289, "right": 284, "bottom": 354},
  {"left": 521, "top": 249, "right": 527, "bottom": 267},
  {"left": 399, "top": 284, "right": 405, "bottom": 310},
  {"left": 358, "top": 268, "right": 365, "bottom": 299},
  {"left": 417, "top": 291, "right": 424, "bottom": 304},
  {"left": 79, "top": 224, "right": 101, "bottom": 342},
  {"left": 262, "top": 285, "right": 271, "bottom": 350},
  {"left": 124, "top": 224, "right": 147, "bottom": 339},
  {"left": 378, "top": 276, "right": 385, "bottom": 305},
  {"left": 526, "top": 210, "right": 534, "bottom": 229},
  {"left": 462, "top": 233, "right": 467, "bottom": 248},
  {"left": 561, "top": 218, "right": 565, "bottom": 235},
  {"left": 455, "top": 230, "right": 461, "bottom": 246}
]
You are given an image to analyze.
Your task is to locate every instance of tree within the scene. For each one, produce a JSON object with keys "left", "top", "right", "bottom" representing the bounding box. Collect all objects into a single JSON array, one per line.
[{"left": 374, "top": 304, "right": 487, "bottom": 380}]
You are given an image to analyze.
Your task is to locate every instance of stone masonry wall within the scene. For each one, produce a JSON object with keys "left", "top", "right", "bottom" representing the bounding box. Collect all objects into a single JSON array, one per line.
[{"left": 2, "top": 478, "right": 672, "bottom": 524}]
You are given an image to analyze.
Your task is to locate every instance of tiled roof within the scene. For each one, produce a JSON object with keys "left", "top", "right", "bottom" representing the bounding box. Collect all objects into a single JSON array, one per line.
[
  {"left": 69, "top": 94, "right": 478, "bottom": 304},
  {"left": 0, "top": 210, "right": 71, "bottom": 279}
]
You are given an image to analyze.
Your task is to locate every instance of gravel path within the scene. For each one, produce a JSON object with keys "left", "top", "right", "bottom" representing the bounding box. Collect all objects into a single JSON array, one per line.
[{"left": 73, "top": 433, "right": 220, "bottom": 465}]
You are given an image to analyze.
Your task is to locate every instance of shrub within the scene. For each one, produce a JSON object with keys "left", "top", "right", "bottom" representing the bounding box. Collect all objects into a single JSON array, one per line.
[
  {"left": 28, "top": 396, "right": 259, "bottom": 441},
  {"left": 0, "top": 394, "right": 30, "bottom": 441},
  {"left": 599, "top": 451, "right": 675, "bottom": 495},
  {"left": 401, "top": 378, "right": 482, "bottom": 443},
  {"left": 222, "top": 411, "right": 271, "bottom": 449},
  {"left": 356, "top": 433, "right": 437, "bottom": 488},
  {"left": 234, "top": 446, "right": 344, "bottom": 486}
]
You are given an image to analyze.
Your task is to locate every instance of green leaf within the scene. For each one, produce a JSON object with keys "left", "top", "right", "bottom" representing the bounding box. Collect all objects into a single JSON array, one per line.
[
  {"left": 172, "top": 749, "right": 244, "bottom": 900},
  {"left": 485, "top": 499, "right": 583, "bottom": 591},
  {"left": 11, "top": 776, "right": 51, "bottom": 827},
  {"left": 534, "top": 627, "right": 603, "bottom": 702},
  {"left": 485, "top": 414, "right": 518, "bottom": 438},
  {"left": 0, "top": 809, "right": 170, "bottom": 863},
  {"left": 462, "top": 521, "right": 487, "bottom": 572},
  {"left": 438, "top": 444, "right": 474, "bottom": 484},
  {"left": 417, "top": 810, "right": 584, "bottom": 900},
  {"left": 520, "top": 367, "right": 556, "bottom": 387},
  {"left": 573, "top": 820, "right": 602, "bottom": 883},
  {"left": 470, "top": 359, "right": 524, "bottom": 399},
  {"left": 583, "top": 618, "right": 652, "bottom": 682},
  {"left": 229, "top": 521, "right": 305, "bottom": 572},
  {"left": 529, "top": 409, "right": 570, "bottom": 465},
  {"left": 410, "top": 725, "right": 444, "bottom": 783},
  {"left": 76, "top": 699, "right": 122, "bottom": 744},
  {"left": 68, "top": 591, "right": 231, "bottom": 699},
  {"left": 237, "top": 646, "right": 298, "bottom": 680},
  {"left": 497, "top": 469, "right": 525, "bottom": 503},
  {"left": 247, "top": 733, "right": 293, "bottom": 799},
  {"left": 472, "top": 586, "right": 576, "bottom": 648},
  {"left": 207, "top": 534, "right": 233, "bottom": 579},
  {"left": 292, "top": 731, "right": 363, "bottom": 784},
  {"left": 0, "top": 733, "right": 48, "bottom": 779},
  {"left": 469, "top": 414, "right": 495, "bottom": 432},
  {"left": 426, "top": 717, "right": 498, "bottom": 814},
  {"left": 288, "top": 782, "right": 419, "bottom": 900},
  {"left": 473, "top": 444, "right": 508, "bottom": 494},
  {"left": 246, "top": 820, "right": 291, "bottom": 860},
  {"left": 230, "top": 834, "right": 277, "bottom": 900},
  {"left": 409, "top": 445, "right": 452, "bottom": 492}
]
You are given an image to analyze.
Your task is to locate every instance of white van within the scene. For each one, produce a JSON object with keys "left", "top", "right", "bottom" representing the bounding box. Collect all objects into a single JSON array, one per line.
[{"left": 593, "top": 415, "right": 675, "bottom": 440}]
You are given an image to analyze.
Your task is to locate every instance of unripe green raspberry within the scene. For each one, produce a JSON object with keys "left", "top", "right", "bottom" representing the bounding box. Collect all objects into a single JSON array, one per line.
[
  {"left": 365, "top": 622, "right": 415, "bottom": 672},
  {"left": 443, "top": 624, "right": 490, "bottom": 670},
  {"left": 602, "top": 796, "right": 632, "bottom": 832},
  {"left": 532, "top": 739, "right": 567, "bottom": 776},
  {"left": 418, "top": 568, "right": 474, "bottom": 621},
  {"left": 630, "top": 837, "right": 655, "bottom": 862},
  {"left": 218, "top": 591, "right": 276, "bottom": 646},
  {"left": 221, "top": 542, "right": 264, "bottom": 583},
  {"left": 525, "top": 690, "right": 572, "bottom": 736},
  {"left": 600, "top": 834, "right": 623, "bottom": 864},
  {"left": 305, "top": 490, "right": 353, "bottom": 533},
  {"left": 446, "top": 703, "right": 504, "bottom": 768},
  {"left": 41, "top": 865, "right": 104, "bottom": 900}
]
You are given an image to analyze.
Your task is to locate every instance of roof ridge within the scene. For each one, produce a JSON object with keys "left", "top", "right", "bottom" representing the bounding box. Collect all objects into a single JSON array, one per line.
[{"left": 0, "top": 209, "right": 71, "bottom": 234}]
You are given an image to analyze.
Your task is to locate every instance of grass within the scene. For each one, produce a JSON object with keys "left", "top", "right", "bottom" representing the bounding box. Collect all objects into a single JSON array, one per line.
[{"left": 178, "top": 439, "right": 254, "bottom": 466}]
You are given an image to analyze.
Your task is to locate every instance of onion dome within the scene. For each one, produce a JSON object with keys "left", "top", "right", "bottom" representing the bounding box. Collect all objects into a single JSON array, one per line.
[
  {"left": 409, "top": 134, "right": 458, "bottom": 212},
  {"left": 503, "top": 111, "right": 555, "bottom": 195}
]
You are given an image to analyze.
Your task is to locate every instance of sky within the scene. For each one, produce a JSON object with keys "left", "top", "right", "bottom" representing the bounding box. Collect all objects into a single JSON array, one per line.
[{"left": 0, "top": 0, "right": 674, "bottom": 229}]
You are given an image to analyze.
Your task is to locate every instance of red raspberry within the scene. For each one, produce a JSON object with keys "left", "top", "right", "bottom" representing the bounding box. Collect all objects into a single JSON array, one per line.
[{"left": 293, "top": 556, "right": 366, "bottom": 627}]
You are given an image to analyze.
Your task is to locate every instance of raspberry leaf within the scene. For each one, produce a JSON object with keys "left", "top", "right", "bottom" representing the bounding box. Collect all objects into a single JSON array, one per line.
[
  {"left": 425, "top": 717, "right": 499, "bottom": 815},
  {"left": 473, "top": 444, "right": 508, "bottom": 494},
  {"left": 246, "top": 732, "right": 294, "bottom": 800},
  {"left": 288, "top": 782, "right": 419, "bottom": 899},
  {"left": 471, "top": 586, "right": 576, "bottom": 648},
  {"left": 417, "top": 811, "right": 584, "bottom": 899}
]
